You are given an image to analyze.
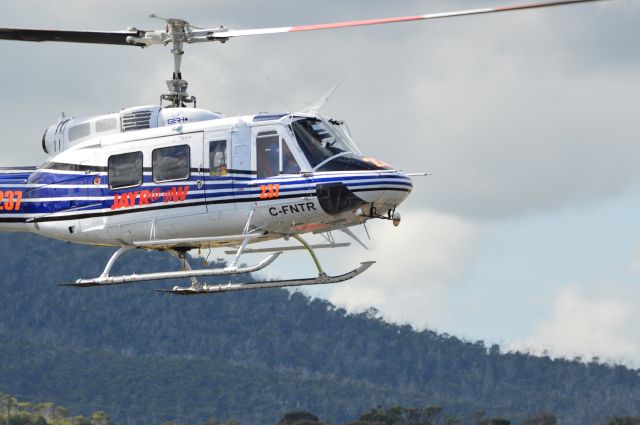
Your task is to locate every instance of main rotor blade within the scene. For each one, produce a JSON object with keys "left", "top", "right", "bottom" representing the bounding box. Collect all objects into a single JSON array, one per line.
[
  {"left": 0, "top": 0, "right": 610, "bottom": 48},
  {"left": 0, "top": 28, "right": 143, "bottom": 46},
  {"left": 209, "top": 0, "right": 609, "bottom": 39}
]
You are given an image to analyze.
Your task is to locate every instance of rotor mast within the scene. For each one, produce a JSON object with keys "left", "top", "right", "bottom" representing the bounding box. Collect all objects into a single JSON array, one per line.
[{"left": 150, "top": 15, "right": 196, "bottom": 108}]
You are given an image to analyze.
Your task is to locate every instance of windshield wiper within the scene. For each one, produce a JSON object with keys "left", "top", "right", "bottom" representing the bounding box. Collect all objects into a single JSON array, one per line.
[{"left": 312, "top": 152, "right": 350, "bottom": 171}]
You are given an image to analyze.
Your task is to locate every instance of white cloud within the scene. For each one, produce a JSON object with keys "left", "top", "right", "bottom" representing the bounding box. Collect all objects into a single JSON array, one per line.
[
  {"left": 325, "top": 209, "right": 485, "bottom": 329},
  {"left": 2, "top": 1, "right": 639, "bottom": 221},
  {"left": 508, "top": 282, "right": 640, "bottom": 365},
  {"left": 629, "top": 245, "right": 640, "bottom": 273}
]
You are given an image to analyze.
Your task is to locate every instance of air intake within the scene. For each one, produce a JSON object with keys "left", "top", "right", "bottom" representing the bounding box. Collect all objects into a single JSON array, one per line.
[{"left": 121, "top": 110, "right": 153, "bottom": 132}]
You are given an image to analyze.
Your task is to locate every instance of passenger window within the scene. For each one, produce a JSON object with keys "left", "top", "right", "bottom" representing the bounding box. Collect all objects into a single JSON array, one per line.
[
  {"left": 281, "top": 139, "right": 301, "bottom": 174},
  {"left": 152, "top": 145, "right": 190, "bottom": 183},
  {"left": 68, "top": 122, "right": 91, "bottom": 141},
  {"left": 256, "top": 131, "right": 280, "bottom": 179},
  {"left": 108, "top": 152, "right": 143, "bottom": 189},
  {"left": 96, "top": 117, "right": 117, "bottom": 133},
  {"left": 209, "top": 140, "right": 228, "bottom": 176}
]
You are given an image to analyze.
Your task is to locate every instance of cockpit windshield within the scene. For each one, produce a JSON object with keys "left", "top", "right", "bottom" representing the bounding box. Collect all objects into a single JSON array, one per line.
[
  {"left": 291, "top": 117, "right": 354, "bottom": 168},
  {"left": 327, "top": 118, "right": 361, "bottom": 155}
]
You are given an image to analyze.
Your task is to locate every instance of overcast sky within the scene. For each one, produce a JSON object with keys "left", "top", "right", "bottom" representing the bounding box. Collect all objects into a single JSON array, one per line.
[{"left": 2, "top": 0, "right": 640, "bottom": 365}]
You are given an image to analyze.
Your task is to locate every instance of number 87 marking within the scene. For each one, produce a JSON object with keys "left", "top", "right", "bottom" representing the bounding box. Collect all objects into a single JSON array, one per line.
[{"left": 0, "top": 191, "right": 23, "bottom": 211}]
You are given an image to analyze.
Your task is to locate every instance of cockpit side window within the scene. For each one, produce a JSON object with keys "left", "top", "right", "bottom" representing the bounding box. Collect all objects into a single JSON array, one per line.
[
  {"left": 108, "top": 151, "right": 143, "bottom": 189},
  {"left": 281, "top": 139, "right": 301, "bottom": 174},
  {"left": 291, "top": 118, "right": 352, "bottom": 168},
  {"left": 152, "top": 145, "right": 190, "bottom": 183},
  {"left": 209, "top": 140, "right": 228, "bottom": 176},
  {"left": 256, "top": 130, "right": 280, "bottom": 179}
]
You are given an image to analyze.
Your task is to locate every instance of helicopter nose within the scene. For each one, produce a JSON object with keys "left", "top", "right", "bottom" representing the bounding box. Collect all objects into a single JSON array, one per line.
[
  {"left": 315, "top": 171, "right": 412, "bottom": 218},
  {"left": 380, "top": 172, "right": 412, "bottom": 204},
  {"left": 362, "top": 171, "right": 413, "bottom": 213}
]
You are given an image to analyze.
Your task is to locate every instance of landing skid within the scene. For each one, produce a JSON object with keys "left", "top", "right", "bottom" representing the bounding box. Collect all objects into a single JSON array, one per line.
[
  {"left": 61, "top": 233, "right": 374, "bottom": 293},
  {"left": 159, "top": 261, "right": 375, "bottom": 295}
]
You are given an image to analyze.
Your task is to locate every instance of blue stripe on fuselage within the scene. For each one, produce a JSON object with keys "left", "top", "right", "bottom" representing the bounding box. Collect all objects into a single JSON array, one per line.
[{"left": 10, "top": 170, "right": 411, "bottom": 216}]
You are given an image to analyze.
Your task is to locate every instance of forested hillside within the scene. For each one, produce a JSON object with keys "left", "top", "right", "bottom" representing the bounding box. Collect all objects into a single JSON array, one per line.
[{"left": 1, "top": 232, "right": 639, "bottom": 424}]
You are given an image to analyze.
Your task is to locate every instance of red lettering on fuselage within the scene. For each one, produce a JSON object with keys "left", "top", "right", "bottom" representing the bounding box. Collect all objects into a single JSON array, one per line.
[
  {"left": 125, "top": 191, "right": 139, "bottom": 206},
  {"left": 162, "top": 186, "right": 190, "bottom": 203},
  {"left": 111, "top": 186, "right": 190, "bottom": 211},
  {"left": 110, "top": 193, "right": 129, "bottom": 210},
  {"left": 138, "top": 190, "right": 151, "bottom": 205}
]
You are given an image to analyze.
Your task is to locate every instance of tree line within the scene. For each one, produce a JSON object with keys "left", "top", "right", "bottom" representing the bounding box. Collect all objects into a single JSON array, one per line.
[
  {"left": 3, "top": 394, "right": 640, "bottom": 425},
  {"left": 1, "top": 232, "right": 640, "bottom": 424}
]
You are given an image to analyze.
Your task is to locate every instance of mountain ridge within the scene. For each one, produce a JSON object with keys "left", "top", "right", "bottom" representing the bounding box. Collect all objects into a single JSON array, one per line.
[{"left": 1, "top": 232, "right": 639, "bottom": 424}]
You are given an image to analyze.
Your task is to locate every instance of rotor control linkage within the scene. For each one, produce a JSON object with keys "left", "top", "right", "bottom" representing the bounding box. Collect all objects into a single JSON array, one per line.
[{"left": 148, "top": 15, "right": 197, "bottom": 107}]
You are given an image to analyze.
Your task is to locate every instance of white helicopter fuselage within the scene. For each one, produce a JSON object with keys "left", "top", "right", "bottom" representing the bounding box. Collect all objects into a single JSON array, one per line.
[{"left": 0, "top": 107, "right": 412, "bottom": 251}]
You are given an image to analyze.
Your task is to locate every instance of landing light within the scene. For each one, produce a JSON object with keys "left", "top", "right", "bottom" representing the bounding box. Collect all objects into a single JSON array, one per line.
[{"left": 393, "top": 212, "right": 401, "bottom": 227}]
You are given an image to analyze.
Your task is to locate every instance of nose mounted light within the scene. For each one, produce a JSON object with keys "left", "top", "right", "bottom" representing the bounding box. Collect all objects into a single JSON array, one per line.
[{"left": 392, "top": 212, "right": 401, "bottom": 227}]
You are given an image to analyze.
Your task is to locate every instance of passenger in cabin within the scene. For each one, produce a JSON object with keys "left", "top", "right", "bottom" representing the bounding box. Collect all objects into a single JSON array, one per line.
[{"left": 209, "top": 140, "right": 228, "bottom": 176}]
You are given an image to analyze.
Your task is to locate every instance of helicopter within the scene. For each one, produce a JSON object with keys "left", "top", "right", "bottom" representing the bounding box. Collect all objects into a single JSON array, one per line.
[{"left": 0, "top": 0, "right": 608, "bottom": 294}]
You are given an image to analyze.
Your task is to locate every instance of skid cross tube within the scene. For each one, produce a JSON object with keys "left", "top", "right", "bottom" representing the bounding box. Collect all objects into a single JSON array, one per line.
[
  {"left": 292, "top": 234, "right": 324, "bottom": 275},
  {"left": 169, "top": 250, "right": 199, "bottom": 287},
  {"left": 100, "top": 246, "right": 135, "bottom": 278}
]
